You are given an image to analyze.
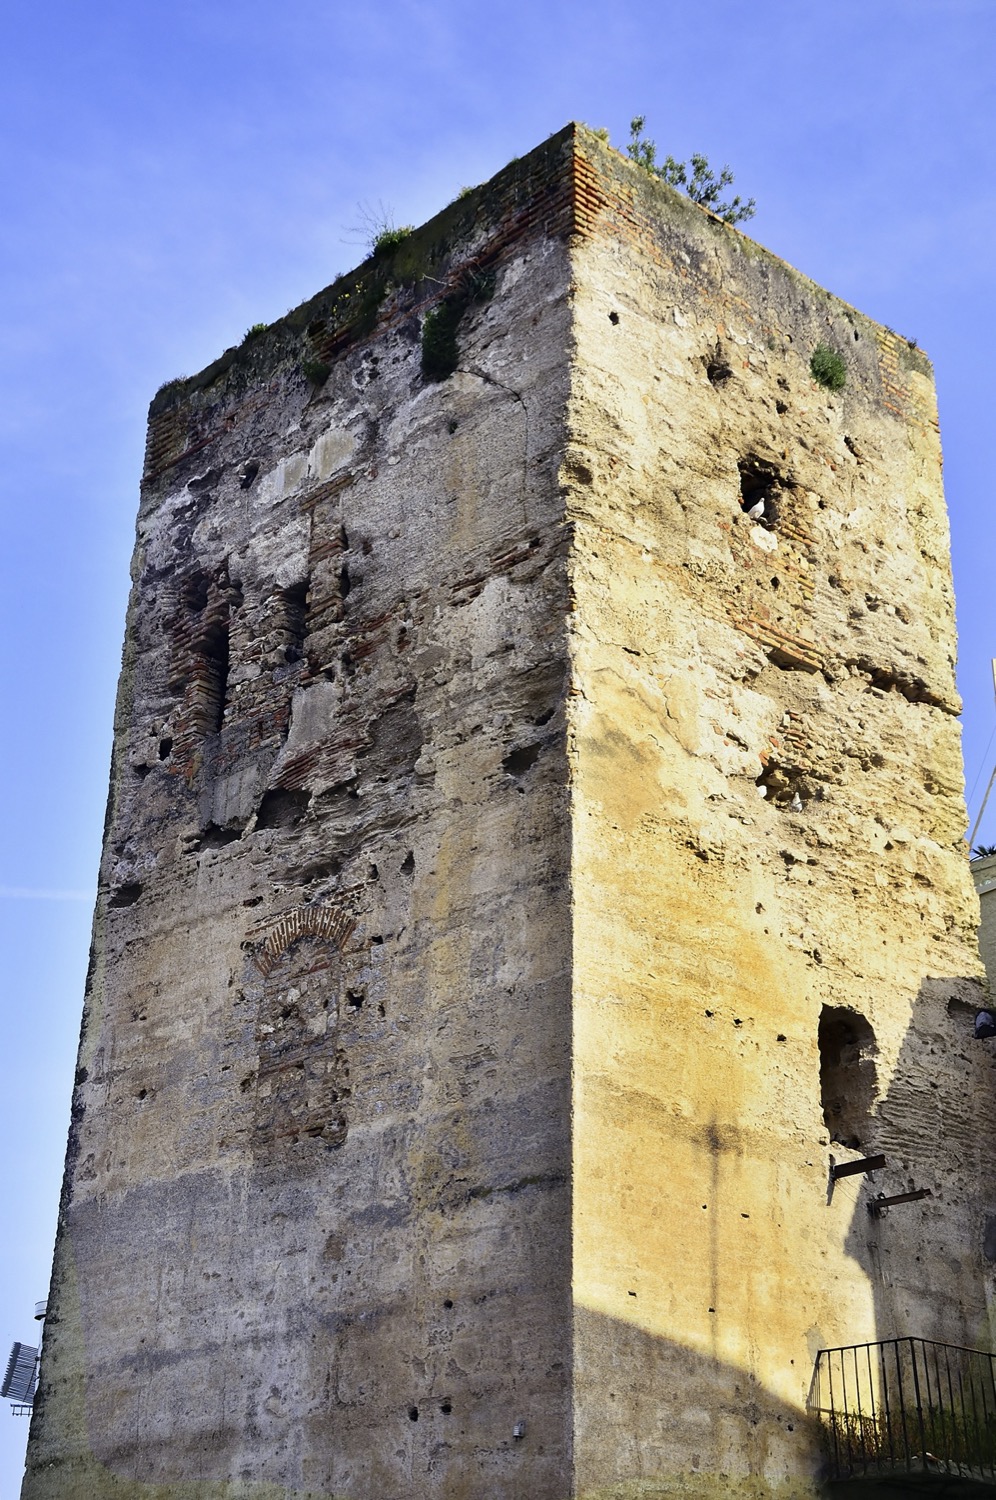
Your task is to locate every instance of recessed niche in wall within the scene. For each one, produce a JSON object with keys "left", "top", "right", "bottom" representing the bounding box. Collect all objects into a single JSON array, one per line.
[{"left": 818, "top": 1006, "right": 878, "bottom": 1149}]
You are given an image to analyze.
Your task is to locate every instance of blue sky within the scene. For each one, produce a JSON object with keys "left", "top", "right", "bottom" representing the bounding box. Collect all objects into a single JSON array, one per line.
[{"left": 1, "top": 0, "right": 994, "bottom": 1488}]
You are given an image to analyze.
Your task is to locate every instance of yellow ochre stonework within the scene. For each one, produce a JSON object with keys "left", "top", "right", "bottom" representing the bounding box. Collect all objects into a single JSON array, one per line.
[{"left": 23, "top": 126, "right": 995, "bottom": 1500}]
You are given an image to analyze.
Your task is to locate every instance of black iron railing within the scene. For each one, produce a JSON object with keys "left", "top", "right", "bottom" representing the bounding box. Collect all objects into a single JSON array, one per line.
[{"left": 809, "top": 1338, "right": 996, "bottom": 1483}]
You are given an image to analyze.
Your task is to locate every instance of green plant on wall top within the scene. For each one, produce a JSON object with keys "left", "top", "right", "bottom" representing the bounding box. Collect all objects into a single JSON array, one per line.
[
  {"left": 810, "top": 342, "right": 847, "bottom": 392},
  {"left": 155, "top": 375, "right": 188, "bottom": 397},
  {"left": 625, "top": 116, "right": 756, "bottom": 225},
  {"left": 372, "top": 224, "right": 414, "bottom": 254},
  {"left": 348, "top": 202, "right": 416, "bottom": 257}
]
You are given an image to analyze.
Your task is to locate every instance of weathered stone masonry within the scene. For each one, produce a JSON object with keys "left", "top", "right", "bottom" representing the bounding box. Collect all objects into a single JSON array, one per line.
[{"left": 24, "top": 125, "right": 996, "bottom": 1500}]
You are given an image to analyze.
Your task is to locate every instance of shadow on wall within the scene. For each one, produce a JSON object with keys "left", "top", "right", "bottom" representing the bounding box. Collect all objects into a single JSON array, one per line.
[
  {"left": 841, "top": 976, "right": 996, "bottom": 1352},
  {"left": 574, "top": 1306, "right": 827, "bottom": 1500}
]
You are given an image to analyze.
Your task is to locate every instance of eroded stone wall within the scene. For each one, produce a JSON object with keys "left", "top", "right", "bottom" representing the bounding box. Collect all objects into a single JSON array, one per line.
[
  {"left": 565, "top": 135, "right": 995, "bottom": 1498},
  {"left": 25, "top": 125, "right": 996, "bottom": 1500}
]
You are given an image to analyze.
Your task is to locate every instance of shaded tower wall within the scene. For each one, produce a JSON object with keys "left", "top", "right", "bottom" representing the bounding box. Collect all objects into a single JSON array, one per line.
[
  {"left": 565, "top": 136, "right": 995, "bottom": 1497},
  {"left": 24, "top": 137, "right": 580, "bottom": 1500}
]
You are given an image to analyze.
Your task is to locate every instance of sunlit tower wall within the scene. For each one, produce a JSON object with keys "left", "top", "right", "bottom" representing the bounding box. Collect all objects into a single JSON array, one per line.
[{"left": 23, "top": 125, "right": 995, "bottom": 1500}]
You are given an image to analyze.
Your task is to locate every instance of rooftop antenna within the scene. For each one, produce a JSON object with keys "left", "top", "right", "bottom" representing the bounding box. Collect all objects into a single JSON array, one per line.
[{"left": 968, "top": 659, "right": 996, "bottom": 852}]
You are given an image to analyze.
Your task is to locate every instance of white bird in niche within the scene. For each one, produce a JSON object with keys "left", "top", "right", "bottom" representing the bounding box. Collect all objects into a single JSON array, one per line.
[
  {"left": 746, "top": 499, "right": 765, "bottom": 520},
  {"left": 790, "top": 792, "right": 803, "bottom": 811}
]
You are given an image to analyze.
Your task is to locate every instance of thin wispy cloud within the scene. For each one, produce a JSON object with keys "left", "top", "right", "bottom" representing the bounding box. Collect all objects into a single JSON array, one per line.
[{"left": 0, "top": 886, "right": 93, "bottom": 902}]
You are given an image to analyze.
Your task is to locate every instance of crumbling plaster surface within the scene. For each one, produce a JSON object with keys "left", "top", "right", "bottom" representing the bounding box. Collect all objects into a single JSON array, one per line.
[{"left": 565, "top": 136, "right": 995, "bottom": 1498}]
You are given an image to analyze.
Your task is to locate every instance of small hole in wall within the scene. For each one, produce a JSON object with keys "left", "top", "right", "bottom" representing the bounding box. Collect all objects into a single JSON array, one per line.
[
  {"left": 775, "top": 400, "right": 788, "bottom": 415},
  {"left": 503, "top": 742, "right": 542, "bottom": 776},
  {"left": 196, "top": 823, "right": 241, "bottom": 851},
  {"left": 256, "top": 787, "right": 311, "bottom": 830},
  {"left": 440, "top": 1400, "right": 452, "bottom": 1415},
  {"left": 158, "top": 736, "right": 173, "bottom": 760},
  {"left": 608, "top": 311, "right": 620, "bottom": 325},
  {"left": 771, "top": 577, "right": 780, "bottom": 590},
  {"left": 738, "top": 457, "right": 789, "bottom": 531},
  {"left": 706, "top": 342, "right": 733, "bottom": 386},
  {"left": 408, "top": 1406, "right": 419, "bottom": 1422},
  {"left": 240, "top": 461, "right": 260, "bottom": 490},
  {"left": 401, "top": 851, "right": 415, "bottom": 876},
  {"left": 109, "top": 882, "right": 143, "bottom": 908},
  {"left": 448, "top": 419, "right": 459, "bottom": 434},
  {"left": 756, "top": 759, "right": 811, "bottom": 807},
  {"left": 188, "top": 468, "right": 220, "bottom": 493},
  {"left": 443, "top": 1298, "right": 453, "bottom": 1309},
  {"left": 277, "top": 580, "right": 309, "bottom": 664},
  {"left": 346, "top": 990, "right": 365, "bottom": 1011},
  {"left": 340, "top": 563, "right": 352, "bottom": 599},
  {"left": 377, "top": 1003, "right": 386, "bottom": 1018}
]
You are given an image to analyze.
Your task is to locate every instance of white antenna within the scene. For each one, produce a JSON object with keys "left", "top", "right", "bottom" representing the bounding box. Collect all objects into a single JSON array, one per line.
[
  {"left": 968, "top": 659, "right": 996, "bottom": 851},
  {"left": 1, "top": 1302, "right": 45, "bottom": 1415},
  {"left": 1, "top": 1341, "right": 39, "bottom": 1413}
]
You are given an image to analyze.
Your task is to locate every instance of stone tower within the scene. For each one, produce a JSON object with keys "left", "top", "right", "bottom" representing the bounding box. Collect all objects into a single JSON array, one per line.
[{"left": 24, "top": 125, "right": 995, "bottom": 1499}]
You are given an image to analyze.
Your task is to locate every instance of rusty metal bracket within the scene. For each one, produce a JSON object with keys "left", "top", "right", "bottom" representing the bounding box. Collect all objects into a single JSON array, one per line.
[
  {"left": 830, "top": 1154, "right": 887, "bottom": 1181},
  {"left": 869, "top": 1188, "right": 933, "bottom": 1216}
]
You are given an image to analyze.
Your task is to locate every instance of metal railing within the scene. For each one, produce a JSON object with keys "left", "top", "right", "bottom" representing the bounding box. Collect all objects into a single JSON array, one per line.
[{"left": 809, "top": 1338, "right": 996, "bottom": 1483}]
